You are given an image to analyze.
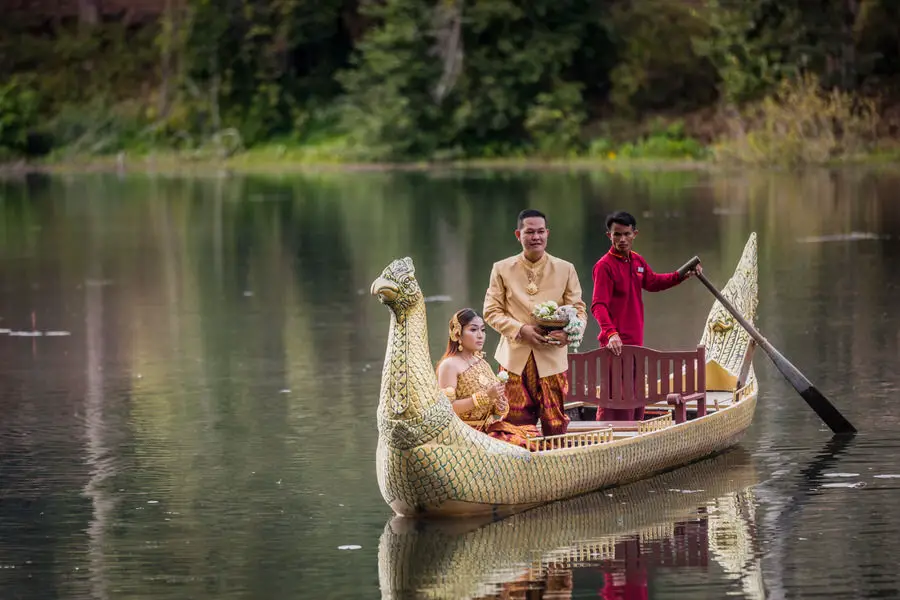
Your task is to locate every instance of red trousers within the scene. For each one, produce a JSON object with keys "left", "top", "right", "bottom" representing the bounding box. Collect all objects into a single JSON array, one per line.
[{"left": 502, "top": 353, "right": 570, "bottom": 436}]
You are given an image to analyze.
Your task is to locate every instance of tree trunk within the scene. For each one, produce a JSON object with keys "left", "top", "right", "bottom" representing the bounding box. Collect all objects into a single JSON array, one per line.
[
  {"left": 431, "top": 0, "right": 464, "bottom": 104},
  {"left": 158, "top": 0, "right": 175, "bottom": 120},
  {"left": 842, "top": 0, "right": 859, "bottom": 89},
  {"left": 78, "top": 0, "right": 100, "bottom": 27}
]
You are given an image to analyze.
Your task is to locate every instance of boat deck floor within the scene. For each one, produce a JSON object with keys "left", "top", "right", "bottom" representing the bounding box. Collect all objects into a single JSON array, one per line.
[{"left": 543, "top": 390, "right": 736, "bottom": 440}]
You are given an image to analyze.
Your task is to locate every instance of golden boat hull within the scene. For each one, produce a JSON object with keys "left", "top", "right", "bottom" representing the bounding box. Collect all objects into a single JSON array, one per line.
[{"left": 372, "top": 234, "right": 759, "bottom": 518}]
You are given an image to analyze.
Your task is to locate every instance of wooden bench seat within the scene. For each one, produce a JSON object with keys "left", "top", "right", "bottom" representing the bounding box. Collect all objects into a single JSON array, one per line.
[{"left": 566, "top": 344, "right": 708, "bottom": 425}]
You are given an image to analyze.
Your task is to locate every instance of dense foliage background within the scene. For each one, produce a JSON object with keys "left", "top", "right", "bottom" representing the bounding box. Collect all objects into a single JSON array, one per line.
[{"left": 2, "top": 0, "right": 899, "bottom": 163}]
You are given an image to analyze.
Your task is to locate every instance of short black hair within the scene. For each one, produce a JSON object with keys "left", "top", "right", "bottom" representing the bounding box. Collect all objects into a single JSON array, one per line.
[
  {"left": 517, "top": 209, "right": 547, "bottom": 229},
  {"left": 605, "top": 211, "right": 637, "bottom": 231}
]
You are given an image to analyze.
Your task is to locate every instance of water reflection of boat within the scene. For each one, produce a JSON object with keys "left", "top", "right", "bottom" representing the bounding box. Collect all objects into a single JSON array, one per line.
[
  {"left": 371, "top": 234, "right": 759, "bottom": 517},
  {"left": 378, "top": 449, "right": 763, "bottom": 600}
]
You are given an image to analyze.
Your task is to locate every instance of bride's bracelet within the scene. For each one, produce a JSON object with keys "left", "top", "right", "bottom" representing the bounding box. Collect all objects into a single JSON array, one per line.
[{"left": 472, "top": 391, "right": 489, "bottom": 409}]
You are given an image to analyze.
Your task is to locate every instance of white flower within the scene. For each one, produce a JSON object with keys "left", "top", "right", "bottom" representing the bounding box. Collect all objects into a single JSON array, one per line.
[
  {"left": 533, "top": 302, "right": 581, "bottom": 323},
  {"left": 532, "top": 300, "right": 562, "bottom": 320},
  {"left": 558, "top": 306, "right": 577, "bottom": 320},
  {"left": 497, "top": 371, "right": 509, "bottom": 383}
]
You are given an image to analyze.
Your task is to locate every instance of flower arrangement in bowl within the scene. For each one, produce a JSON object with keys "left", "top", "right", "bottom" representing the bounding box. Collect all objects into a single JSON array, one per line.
[
  {"left": 532, "top": 301, "right": 569, "bottom": 330},
  {"left": 532, "top": 301, "right": 586, "bottom": 349}
]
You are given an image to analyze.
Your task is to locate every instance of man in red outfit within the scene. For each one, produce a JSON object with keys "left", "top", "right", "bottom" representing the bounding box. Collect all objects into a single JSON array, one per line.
[{"left": 590, "top": 211, "right": 702, "bottom": 421}]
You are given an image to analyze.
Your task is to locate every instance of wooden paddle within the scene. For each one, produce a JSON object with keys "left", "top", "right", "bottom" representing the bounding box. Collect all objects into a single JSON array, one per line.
[{"left": 677, "top": 256, "right": 857, "bottom": 435}]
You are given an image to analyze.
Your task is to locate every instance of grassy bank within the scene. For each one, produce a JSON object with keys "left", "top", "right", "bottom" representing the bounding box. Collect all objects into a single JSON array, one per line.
[
  {"left": 4, "top": 73, "right": 900, "bottom": 177},
  {"left": 5, "top": 149, "right": 900, "bottom": 179},
  {"left": 8, "top": 83, "right": 900, "bottom": 178},
  {"left": 5, "top": 139, "right": 900, "bottom": 179}
]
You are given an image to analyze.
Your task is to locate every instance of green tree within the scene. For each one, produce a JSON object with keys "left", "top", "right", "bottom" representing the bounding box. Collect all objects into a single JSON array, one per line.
[
  {"left": 340, "top": 0, "right": 593, "bottom": 159},
  {"left": 179, "top": 0, "right": 351, "bottom": 145},
  {"left": 693, "top": 0, "right": 805, "bottom": 105},
  {"left": 0, "top": 79, "right": 40, "bottom": 156},
  {"left": 606, "top": 0, "right": 718, "bottom": 115},
  {"left": 695, "top": 0, "right": 886, "bottom": 104},
  {"left": 337, "top": 0, "right": 447, "bottom": 158},
  {"left": 449, "top": 1, "right": 591, "bottom": 154},
  {"left": 856, "top": 0, "right": 900, "bottom": 79}
]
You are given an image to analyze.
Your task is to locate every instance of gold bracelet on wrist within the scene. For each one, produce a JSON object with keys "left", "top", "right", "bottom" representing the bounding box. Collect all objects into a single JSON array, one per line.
[{"left": 472, "top": 391, "right": 487, "bottom": 409}]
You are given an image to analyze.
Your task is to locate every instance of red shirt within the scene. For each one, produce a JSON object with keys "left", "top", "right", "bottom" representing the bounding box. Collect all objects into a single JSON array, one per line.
[{"left": 591, "top": 249, "right": 683, "bottom": 346}]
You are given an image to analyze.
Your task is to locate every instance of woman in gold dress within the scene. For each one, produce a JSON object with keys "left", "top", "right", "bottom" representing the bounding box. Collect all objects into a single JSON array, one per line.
[{"left": 436, "top": 308, "right": 538, "bottom": 449}]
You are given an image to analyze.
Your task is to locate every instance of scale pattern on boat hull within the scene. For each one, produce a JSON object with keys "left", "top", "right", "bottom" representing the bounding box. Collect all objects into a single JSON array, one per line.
[{"left": 381, "top": 391, "right": 755, "bottom": 516}]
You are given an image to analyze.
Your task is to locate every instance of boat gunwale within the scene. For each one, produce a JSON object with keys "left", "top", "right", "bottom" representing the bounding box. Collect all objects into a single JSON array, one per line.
[{"left": 527, "top": 377, "right": 757, "bottom": 457}]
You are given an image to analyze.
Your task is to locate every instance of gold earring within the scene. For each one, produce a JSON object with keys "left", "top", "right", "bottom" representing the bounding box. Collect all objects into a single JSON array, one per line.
[{"left": 457, "top": 343, "right": 463, "bottom": 352}]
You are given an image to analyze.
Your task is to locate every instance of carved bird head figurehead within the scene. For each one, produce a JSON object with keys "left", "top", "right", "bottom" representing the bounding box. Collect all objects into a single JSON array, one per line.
[{"left": 371, "top": 257, "right": 422, "bottom": 314}]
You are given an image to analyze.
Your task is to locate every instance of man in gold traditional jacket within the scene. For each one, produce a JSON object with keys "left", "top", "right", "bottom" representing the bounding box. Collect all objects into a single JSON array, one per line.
[{"left": 483, "top": 209, "right": 587, "bottom": 436}]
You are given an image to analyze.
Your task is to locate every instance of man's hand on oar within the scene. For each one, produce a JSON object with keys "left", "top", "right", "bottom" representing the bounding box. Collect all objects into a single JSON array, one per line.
[
  {"left": 681, "top": 263, "right": 703, "bottom": 279},
  {"left": 676, "top": 256, "right": 702, "bottom": 279}
]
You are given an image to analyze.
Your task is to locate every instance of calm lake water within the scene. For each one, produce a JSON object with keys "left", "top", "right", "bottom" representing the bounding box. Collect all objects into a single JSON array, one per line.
[{"left": 1, "top": 167, "right": 899, "bottom": 599}]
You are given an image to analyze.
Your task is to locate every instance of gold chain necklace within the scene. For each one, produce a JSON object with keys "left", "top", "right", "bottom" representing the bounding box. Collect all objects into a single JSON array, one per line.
[{"left": 519, "top": 255, "right": 546, "bottom": 295}]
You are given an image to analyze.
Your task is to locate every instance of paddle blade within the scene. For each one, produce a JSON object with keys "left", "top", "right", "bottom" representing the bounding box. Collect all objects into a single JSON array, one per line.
[
  {"left": 764, "top": 340, "right": 857, "bottom": 436},
  {"left": 799, "top": 386, "right": 857, "bottom": 435}
]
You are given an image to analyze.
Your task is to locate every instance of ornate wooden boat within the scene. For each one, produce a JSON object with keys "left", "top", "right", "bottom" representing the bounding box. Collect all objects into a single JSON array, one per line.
[
  {"left": 378, "top": 449, "right": 763, "bottom": 599},
  {"left": 371, "top": 233, "right": 759, "bottom": 518}
]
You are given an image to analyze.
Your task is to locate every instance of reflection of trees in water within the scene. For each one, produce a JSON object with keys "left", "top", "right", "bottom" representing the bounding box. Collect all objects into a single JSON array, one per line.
[
  {"left": 83, "top": 193, "right": 115, "bottom": 600},
  {"left": 0, "top": 178, "right": 137, "bottom": 598},
  {"left": 2, "top": 169, "right": 899, "bottom": 598},
  {"left": 0, "top": 176, "right": 325, "bottom": 595}
]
